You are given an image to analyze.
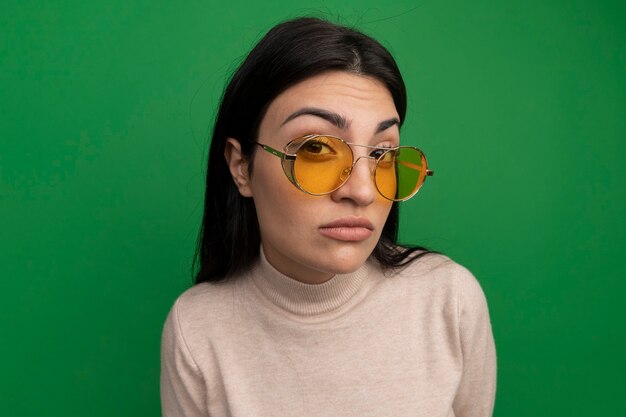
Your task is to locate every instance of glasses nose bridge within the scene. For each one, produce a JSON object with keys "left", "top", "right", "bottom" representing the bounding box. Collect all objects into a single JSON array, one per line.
[
  {"left": 353, "top": 153, "right": 378, "bottom": 170},
  {"left": 340, "top": 154, "right": 377, "bottom": 182}
]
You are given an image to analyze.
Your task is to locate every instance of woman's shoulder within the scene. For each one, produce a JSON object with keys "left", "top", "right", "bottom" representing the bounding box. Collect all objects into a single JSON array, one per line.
[
  {"left": 389, "top": 251, "right": 467, "bottom": 278},
  {"left": 176, "top": 279, "right": 236, "bottom": 305},
  {"left": 164, "top": 278, "right": 244, "bottom": 333},
  {"left": 387, "top": 252, "right": 488, "bottom": 304}
]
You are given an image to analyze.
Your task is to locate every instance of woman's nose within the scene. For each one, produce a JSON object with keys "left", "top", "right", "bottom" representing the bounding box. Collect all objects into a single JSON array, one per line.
[{"left": 330, "top": 157, "right": 377, "bottom": 205}]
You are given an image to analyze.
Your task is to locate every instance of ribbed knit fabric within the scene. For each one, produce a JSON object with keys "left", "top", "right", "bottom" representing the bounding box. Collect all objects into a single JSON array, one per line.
[
  {"left": 250, "top": 251, "right": 372, "bottom": 317},
  {"left": 161, "top": 250, "right": 497, "bottom": 417}
]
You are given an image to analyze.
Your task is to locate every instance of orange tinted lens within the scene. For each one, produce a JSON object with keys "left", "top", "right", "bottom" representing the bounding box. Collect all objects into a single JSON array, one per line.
[
  {"left": 374, "top": 149, "right": 397, "bottom": 200},
  {"left": 375, "top": 147, "right": 426, "bottom": 200},
  {"left": 293, "top": 136, "right": 352, "bottom": 194}
]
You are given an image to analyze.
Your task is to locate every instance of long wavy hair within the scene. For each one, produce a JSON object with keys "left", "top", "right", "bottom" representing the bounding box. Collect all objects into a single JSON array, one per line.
[{"left": 193, "top": 17, "right": 433, "bottom": 284}]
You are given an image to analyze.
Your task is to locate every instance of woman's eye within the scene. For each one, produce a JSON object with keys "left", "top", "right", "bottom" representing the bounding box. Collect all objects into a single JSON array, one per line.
[
  {"left": 303, "top": 140, "right": 334, "bottom": 154},
  {"left": 370, "top": 148, "right": 394, "bottom": 160},
  {"left": 370, "top": 149, "right": 385, "bottom": 158}
]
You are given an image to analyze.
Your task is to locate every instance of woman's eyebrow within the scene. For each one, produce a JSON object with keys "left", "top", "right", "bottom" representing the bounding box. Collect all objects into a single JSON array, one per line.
[
  {"left": 281, "top": 107, "right": 400, "bottom": 133},
  {"left": 376, "top": 118, "right": 400, "bottom": 133},
  {"left": 281, "top": 107, "right": 348, "bottom": 129}
]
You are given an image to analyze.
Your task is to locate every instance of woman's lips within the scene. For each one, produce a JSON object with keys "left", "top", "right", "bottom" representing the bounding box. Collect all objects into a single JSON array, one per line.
[{"left": 318, "top": 216, "right": 374, "bottom": 242}]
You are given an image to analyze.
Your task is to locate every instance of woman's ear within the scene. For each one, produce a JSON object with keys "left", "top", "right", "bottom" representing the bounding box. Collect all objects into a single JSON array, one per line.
[{"left": 224, "top": 138, "right": 253, "bottom": 197}]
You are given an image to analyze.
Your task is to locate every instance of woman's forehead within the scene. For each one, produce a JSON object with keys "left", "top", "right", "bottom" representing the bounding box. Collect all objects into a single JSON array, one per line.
[{"left": 262, "top": 71, "right": 398, "bottom": 127}]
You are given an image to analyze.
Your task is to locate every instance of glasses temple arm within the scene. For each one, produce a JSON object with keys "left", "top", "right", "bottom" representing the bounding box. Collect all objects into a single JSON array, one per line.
[{"left": 253, "top": 142, "right": 286, "bottom": 159}]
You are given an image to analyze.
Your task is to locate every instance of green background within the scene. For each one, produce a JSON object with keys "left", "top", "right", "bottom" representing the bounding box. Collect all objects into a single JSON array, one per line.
[{"left": 2, "top": 0, "right": 624, "bottom": 415}]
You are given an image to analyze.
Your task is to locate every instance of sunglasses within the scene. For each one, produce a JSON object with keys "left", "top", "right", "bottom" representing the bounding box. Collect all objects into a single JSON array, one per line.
[{"left": 253, "top": 134, "right": 434, "bottom": 201}]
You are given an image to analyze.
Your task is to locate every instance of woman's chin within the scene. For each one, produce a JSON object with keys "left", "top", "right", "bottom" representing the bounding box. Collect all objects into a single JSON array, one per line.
[{"left": 320, "top": 253, "right": 372, "bottom": 275}]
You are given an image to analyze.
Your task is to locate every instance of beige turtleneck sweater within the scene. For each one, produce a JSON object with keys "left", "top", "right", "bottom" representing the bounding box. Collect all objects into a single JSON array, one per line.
[{"left": 160, "top": 251, "right": 497, "bottom": 416}]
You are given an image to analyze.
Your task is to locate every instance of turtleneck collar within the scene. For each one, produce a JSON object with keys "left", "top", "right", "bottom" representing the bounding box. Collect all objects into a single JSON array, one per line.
[{"left": 248, "top": 247, "right": 373, "bottom": 317}]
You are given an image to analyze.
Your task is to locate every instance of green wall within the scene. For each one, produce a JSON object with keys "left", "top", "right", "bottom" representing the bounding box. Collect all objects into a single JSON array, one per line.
[{"left": 2, "top": 1, "right": 624, "bottom": 415}]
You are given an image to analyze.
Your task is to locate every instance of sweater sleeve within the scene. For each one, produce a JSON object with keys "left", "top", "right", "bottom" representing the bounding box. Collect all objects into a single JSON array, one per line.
[
  {"left": 452, "top": 268, "right": 497, "bottom": 417},
  {"left": 160, "top": 299, "right": 207, "bottom": 417}
]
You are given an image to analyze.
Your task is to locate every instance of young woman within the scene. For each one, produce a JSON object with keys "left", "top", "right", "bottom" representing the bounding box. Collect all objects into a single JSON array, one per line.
[{"left": 161, "top": 17, "right": 496, "bottom": 417}]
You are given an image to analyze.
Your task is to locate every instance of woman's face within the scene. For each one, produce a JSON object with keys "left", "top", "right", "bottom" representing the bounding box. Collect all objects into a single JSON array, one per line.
[{"left": 229, "top": 71, "right": 399, "bottom": 284}]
